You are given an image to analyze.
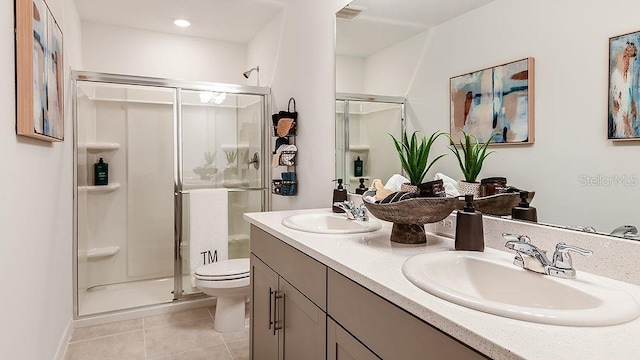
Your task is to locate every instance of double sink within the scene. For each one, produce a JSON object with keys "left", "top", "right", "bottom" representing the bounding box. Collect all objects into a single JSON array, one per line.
[{"left": 281, "top": 211, "right": 640, "bottom": 327}]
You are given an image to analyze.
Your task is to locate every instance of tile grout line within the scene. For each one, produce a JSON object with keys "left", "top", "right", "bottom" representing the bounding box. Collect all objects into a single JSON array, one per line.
[
  {"left": 67, "top": 329, "right": 143, "bottom": 344},
  {"left": 222, "top": 340, "right": 235, "bottom": 360},
  {"left": 143, "top": 318, "right": 148, "bottom": 360}
]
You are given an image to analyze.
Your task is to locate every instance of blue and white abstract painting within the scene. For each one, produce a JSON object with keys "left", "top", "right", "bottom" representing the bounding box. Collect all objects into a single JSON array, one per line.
[
  {"left": 450, "top": 58, "right": 534, "bottom": 144},
  {"left": 609, "top": 31, "right": 640, "bottom": 140}
]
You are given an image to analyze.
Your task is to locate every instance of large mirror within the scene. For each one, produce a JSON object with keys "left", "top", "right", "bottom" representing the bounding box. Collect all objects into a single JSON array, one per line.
[
  {"left": 335, "top": 94, "right": 405, "bottom": 190},
  {"left": 336, "top": 0, "right": 640, "bottom": 239}
]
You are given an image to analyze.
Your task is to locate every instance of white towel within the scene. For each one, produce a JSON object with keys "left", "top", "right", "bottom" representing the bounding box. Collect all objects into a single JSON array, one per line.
[
  {"left": 189, "top": 189, "right": 229, "bottom": 289},
  {"left": 435, "top": 173, "right": 461, "bottom": 197},
  {"left": 384, "top": 174, "right": 410, "bottom": 192}
]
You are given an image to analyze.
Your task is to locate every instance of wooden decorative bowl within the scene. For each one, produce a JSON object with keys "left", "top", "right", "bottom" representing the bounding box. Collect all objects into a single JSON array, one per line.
[
  {"left": 362, "top": 190, "right": 457, "bottom": 244},
  {"left": 455, "top": 191, "right": 535, "bottom": 216}
]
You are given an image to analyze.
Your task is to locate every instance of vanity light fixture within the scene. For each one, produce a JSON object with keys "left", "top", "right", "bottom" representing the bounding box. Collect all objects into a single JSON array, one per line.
[{"left": 174, "top": 19, "right": 191, "bottom": 28}]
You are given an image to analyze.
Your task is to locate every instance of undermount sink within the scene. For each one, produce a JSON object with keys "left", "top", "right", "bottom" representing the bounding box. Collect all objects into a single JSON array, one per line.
[
  {"left": 402, "top": 251, "right": 640, "bottom": 326},
  {"left": 282, "top": 212, "right": 382, "bottom": 234}
]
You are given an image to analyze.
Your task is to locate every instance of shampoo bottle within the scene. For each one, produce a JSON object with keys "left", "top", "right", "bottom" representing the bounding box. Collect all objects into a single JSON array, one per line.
[
  {"left": 511, "top": 191, "right": 537, "bottom": 222},
  {"left": 94, "top": 158, "right": 109, "bottom": 186},
  {"left": 455, "top": 194, "right": 484, "bottom": 251},
  {"left": 332, "top": 179, "right": 348, "bottom": 213},
  {"left": 354, "top": 156, "right": 363, "bottom": 177}
]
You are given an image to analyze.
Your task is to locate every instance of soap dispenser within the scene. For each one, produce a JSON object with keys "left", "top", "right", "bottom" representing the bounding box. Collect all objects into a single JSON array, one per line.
[
  {"left": 94, "top": 157, "right": 109, "bottom": 186},
  {"left": 332, "top": 179, "right": 348, "bottom": 213},
  {"left": 355, "top": 178, "right": 367, "bottom": 195},
  {"left": 511, "top": 191, "right": 537, "bottom": 222},
  {"left": 455, "top": 194, "right": 484, "bottom": 251}
]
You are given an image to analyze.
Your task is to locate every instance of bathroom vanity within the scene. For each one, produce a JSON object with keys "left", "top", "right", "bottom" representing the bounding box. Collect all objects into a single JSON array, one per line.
[{"left": 245, "top": 209, "right": 640, "bottom": 359}]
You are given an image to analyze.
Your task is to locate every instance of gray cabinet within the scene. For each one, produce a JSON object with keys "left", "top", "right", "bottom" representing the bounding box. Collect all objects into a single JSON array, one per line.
[
  {"left": 327, "top": 317, "right": 380, "bottom": 360},
  {"left": 250, "top": 254, "right": 279, "bottom": 360},
  {"left": 250, "top": 226, "right": 488, "bottom": 360},
  {"left": 250, "top": 226, "right": 326, "bottom": 360}
]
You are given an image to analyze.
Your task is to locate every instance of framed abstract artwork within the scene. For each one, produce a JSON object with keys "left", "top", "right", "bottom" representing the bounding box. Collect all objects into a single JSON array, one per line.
[
  {"left": 609, "top": 30, "right": 640, "bottom": 140},
  {"left": 16, "top": 0, "right": 64, "bottom": 142},
  {"left": 450, "top": 57, "right": 534, "bottom": 145}
]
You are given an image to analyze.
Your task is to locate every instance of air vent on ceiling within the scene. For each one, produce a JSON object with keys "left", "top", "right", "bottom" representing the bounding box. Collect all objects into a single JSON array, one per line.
[{"left": 336, "top": 5, "right": 366, "bottom": 20}]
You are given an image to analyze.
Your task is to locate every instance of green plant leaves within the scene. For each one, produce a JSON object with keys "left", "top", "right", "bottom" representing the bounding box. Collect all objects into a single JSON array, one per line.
[
  {"left": 389, "top": 130, "right": 447, "bottom": 185},
  {"left": 447, "top": 130, "right": 496, "bottom": 182}
]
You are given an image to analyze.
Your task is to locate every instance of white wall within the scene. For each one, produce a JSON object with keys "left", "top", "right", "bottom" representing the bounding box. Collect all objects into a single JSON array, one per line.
[
  {"left": 409, "top": 0, "right": 640, "bottom": 232},
  {"left": 336, "top": 31, "right": 428, "bottom": 96},
  {"left": 336, "top": 55, "right": 365, "bottom": 93},
  {"left": 363, "top": 30, "right": 429, "bottom": 96},
  {"left": 0, "top": 0, "right": 82, "bottom": 358},
  {"left": 81, "top": 22, "right": 248, "bottom": 84},
  {"left": 269, "top": 0, "right": 351, "bottom": 210},
  {"left": 247, "top": 10, "right": 285, "bottom": 87}
]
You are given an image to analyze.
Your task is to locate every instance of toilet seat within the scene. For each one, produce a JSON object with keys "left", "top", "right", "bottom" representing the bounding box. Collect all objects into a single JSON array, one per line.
[{"left": 195, "top": 258, "right": 250, "bottom": 285}]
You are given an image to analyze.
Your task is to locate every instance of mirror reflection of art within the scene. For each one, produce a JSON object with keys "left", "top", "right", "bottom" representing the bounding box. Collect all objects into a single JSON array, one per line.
[
  {"left": 450, "top": 58, "right": 534, "bottom": 144},
  {"left": 608, "top": 30, "right": 640, "bottom": 140},
  {"left": 16, "top": 0, "right": 64, "bottom": 142}
]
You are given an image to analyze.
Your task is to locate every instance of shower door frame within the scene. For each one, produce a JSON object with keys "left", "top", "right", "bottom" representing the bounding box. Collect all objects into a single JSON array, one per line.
[{"left": 72, "top": 71, "right": 271, "bottom": 319}]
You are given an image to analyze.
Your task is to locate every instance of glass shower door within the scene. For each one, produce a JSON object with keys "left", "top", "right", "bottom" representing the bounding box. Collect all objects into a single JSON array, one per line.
[
  {"left": 75, "top": 80, "right": 176, "bottom": 316},
  {"left": 180, "top": 89, "right": 266, "bottom": 296}
]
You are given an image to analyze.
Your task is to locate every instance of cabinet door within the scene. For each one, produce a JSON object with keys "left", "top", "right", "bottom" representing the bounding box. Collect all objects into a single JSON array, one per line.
[
  {"left": 279, "top": 278, "right": 326, "bottom": 360},
  {"left": 251, "top": 255, "right": 279, "bottom": 360},
  {"left": 327, "top": 317, "right": 380, "bottom": 360}
]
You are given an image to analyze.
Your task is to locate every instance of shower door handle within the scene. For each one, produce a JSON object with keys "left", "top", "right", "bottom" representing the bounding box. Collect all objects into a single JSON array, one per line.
[{"left": 248, "top": 152, "right": 260, "bottom": 170}]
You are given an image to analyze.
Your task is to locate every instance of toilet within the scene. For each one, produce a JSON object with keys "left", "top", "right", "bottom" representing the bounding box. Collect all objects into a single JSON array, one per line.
[{"left": 194, "top": 258, "right": 250, "bottom": 333}]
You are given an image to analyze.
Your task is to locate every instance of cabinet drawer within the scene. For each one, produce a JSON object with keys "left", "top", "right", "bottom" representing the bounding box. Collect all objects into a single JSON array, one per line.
[
  {"left": 327, "top": 269, "right": 488, "bottom": 360},
  {"left": 250, "top": 226, "right": 327, "bottom": 310}
]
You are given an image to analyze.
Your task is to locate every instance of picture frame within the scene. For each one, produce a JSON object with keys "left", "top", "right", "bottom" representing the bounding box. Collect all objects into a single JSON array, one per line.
[
  {"left": 450, "top": 57, "right": 535, "bottom": 145},
  {"left": 608, "top": 30, "right": 640, "bottom": 141},
  {"left": 15, "top": 0, "right": 64, "bottom": 142}
]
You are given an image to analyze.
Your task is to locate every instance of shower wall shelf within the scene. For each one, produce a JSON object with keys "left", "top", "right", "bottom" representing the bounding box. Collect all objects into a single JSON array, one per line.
[
  {"left": 79, "top": 183, "right": 121, "bottom": 193},
  {"left": 79, "top": 142, "right": 121, "bottom": 152},
  {"left": 86, "top": 246, "right": 120, "bottom": 260}
]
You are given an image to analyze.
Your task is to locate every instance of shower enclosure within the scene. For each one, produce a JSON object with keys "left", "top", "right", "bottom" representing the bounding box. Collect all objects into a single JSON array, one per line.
[
  {"left": 73, "top": 71, "right": 270, "bottom": 317},
  {"left": 335, "top": 93, "right": 406, "bottom": 189}
]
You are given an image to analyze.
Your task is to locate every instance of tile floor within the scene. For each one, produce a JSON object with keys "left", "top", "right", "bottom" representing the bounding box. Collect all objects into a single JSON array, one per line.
[{"left": 64, "top": 306, "right": 249, "bottom": 360}]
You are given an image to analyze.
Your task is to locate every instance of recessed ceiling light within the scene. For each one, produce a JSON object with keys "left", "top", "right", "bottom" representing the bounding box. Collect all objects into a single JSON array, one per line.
[{"left": 174, "top": 19, "right": 191, "bottom": 28}]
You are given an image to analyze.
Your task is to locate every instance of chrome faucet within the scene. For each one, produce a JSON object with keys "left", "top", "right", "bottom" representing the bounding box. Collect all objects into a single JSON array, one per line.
[
  {"left": 610, "top": 225, "right": 638, "bottom": 239},
  {"left": 333, "top": 201, "right": 369, "bottom": 221},
  {"left": 503, "top": 233, "right": 593, "bottom": 279}
]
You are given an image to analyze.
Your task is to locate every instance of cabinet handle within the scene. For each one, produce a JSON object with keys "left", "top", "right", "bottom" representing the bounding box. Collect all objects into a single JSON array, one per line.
[
  {"left": 273, "top": 292, "right": 284, "bottom": 335},
  {"left": 268, "top": 288, "right": 276, "bottom": 332}
]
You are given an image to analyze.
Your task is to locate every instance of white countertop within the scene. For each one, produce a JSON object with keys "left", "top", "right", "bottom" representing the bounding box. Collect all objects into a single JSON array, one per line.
[{"left": 245, "top": 208, "right": 640, "bottom": 360}]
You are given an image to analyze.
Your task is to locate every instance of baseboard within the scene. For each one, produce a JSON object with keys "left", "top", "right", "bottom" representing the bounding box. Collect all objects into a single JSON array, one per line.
[{"left": 54, "top": 317, "right": 74, "bottom": 360}]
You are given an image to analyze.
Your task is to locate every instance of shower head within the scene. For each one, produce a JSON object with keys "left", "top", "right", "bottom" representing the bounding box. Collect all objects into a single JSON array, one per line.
[{"left": 243, "top": 66, "right": 259, "bottom": 79}]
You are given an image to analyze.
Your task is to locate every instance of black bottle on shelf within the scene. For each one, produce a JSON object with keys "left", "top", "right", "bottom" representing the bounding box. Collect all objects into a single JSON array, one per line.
[{"left": 94, "top": 158, "right": 109, "bottom": 186}]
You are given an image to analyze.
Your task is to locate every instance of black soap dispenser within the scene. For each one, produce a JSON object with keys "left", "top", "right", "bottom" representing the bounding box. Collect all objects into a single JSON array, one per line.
[
  {"left": 455, "top": 194, "right": 484, "bottom": 251},
  {"left": 94, "top": 157, "right": 109, "bottom": 186},
  {"left": 355, "top": 178, "right": 367, "bottom": 195},
  {"left": 332, "top": 179, "right": 348, "bottom": 213},
  {"left": 512, "top": 191, "right": 537, "bottom": 222}
]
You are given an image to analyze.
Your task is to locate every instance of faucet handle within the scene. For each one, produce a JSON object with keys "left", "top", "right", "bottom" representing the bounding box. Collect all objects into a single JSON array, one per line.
[
  {"left": 552, "top": 242, "right": 593, "bottom": 270},
  {"left": 502, "top": 233, "right": 531, "bottom": 243}
]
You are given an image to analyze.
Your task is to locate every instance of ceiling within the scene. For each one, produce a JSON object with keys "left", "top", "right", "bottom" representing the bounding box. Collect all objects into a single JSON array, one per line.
[
  {"left": 73, "top": 0, "right": 286, "bottom": 44},
  {"left": 336, "top": 0, "right": 495, "bottom": 57},
  {"left": 74, "top": 0, "right": 493, "bottom": 55}
]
